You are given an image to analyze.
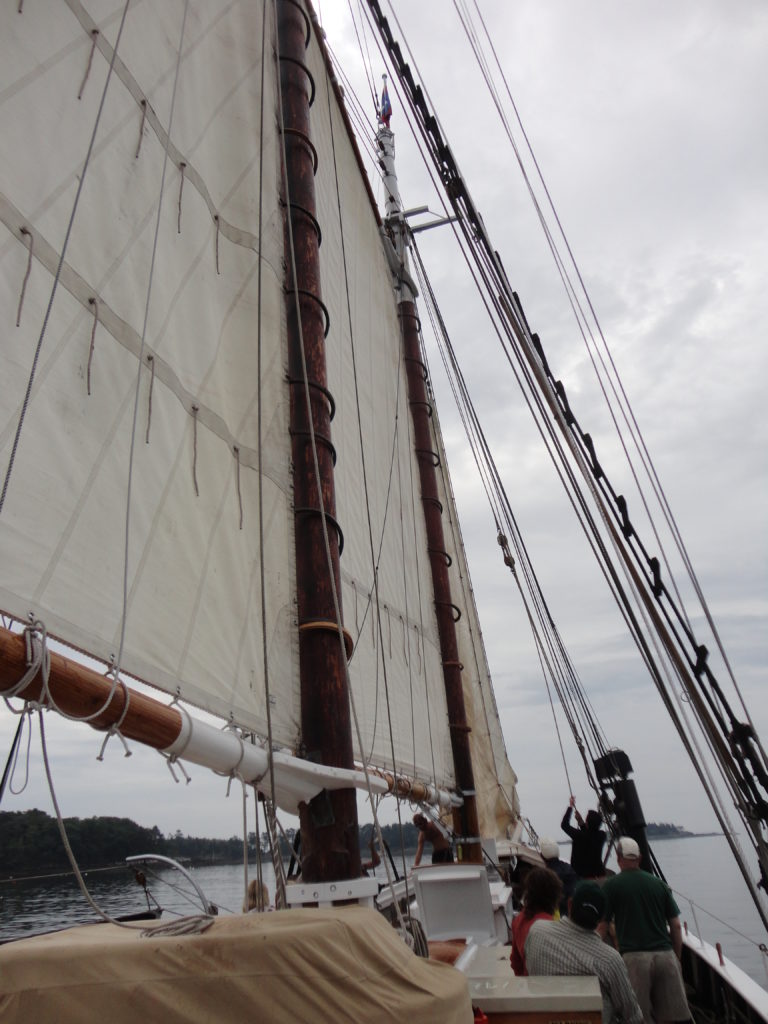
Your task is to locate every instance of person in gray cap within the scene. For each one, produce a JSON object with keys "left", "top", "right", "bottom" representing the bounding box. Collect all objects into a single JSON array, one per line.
[
  {"left": 600, "top": 837, "right": 690, "bottom": 1024},
  {"left": 539, "top": 837, "right": 578, "bottom": 916},
  {"left": 526, "top": 881, "right": 642, "bottom": 1024}
]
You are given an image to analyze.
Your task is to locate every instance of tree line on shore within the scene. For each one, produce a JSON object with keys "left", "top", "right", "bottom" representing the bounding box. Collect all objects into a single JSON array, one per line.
[
  {"left": 1, "top": 808, "right": 694, "bottom": 878},
  {"left": 0, "top": 809, "right": 419, "bottom": 878}
]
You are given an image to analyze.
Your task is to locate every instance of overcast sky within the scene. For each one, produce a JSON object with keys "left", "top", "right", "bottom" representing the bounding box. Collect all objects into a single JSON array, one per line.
[
  {"left": 316, "top": 0, "right": 768, "bottom": 845},
  {"left": 2, "top": 2, "right": 766, "bottom": 869}
]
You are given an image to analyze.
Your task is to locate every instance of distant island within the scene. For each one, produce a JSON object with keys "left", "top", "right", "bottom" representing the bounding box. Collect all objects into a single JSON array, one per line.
[
  {"left": 645, "top": 822, "right": 721, "bottom": 839},
  {"left": 645, "top": 822, "right": 694, "bottom": 839}
]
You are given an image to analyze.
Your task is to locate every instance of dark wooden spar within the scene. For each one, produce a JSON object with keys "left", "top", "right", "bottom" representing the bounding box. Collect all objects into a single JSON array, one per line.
[{"left": 277, "top": 0, "right": 361, "bottom": 883}]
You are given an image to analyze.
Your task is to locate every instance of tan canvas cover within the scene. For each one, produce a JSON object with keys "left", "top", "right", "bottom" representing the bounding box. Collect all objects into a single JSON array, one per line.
[{"left": 0, "top": 906, "right": 473, "bottom": 1024}]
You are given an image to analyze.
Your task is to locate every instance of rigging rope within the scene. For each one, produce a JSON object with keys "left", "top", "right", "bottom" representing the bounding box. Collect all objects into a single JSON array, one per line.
[
  {"left": 362, "top": 0, "right": 768, "bottom": 925},
  {"left": 255, "top": 0, "right": 280, "bottom": 881}
]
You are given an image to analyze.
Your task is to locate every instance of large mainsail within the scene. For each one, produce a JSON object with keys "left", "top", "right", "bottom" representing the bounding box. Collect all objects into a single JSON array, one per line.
[
  {"left": 1, "top": 1, "right": 295, "bottom": 742},
  {"left": 0, "top": 1, "right": 518, "bottom": 823}
]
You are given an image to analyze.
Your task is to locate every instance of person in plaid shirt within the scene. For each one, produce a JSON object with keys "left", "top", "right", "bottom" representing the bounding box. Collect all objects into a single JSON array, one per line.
[{"left": 526, "top": 881, "right": 643, "bottom": 1024}]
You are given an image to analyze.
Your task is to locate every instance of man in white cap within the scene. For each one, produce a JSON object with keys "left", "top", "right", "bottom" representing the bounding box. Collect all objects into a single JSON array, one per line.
[
  {"left": 601, "top": 837, "right": 690, "bottom": 1024},
  {"left": 539, "top": 837, "right": 578, "bottom": 916}
]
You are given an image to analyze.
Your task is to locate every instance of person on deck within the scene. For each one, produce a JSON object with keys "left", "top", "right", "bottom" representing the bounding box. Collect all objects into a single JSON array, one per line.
[
  {"left": 540, "top": 837, "right": 579, "bottom": 916},
  {"left": 361, "top": 837, "right": 381, "bottom": 874},
  {"left": 600, "top": 837, "right": 690, "bottom": 1024},
  {"left": 509, "top": 866, "right": 562, "bottom": 976},
  {"left": 244, "top": 879, "right": 271, "bottom": 912},
  {"left": 526, "top": 881, "right": 643, "bottom": 1024},
  {"left": 561, "top": 796, "right": 606, "bottom": 878},
  {"left": 412, "top": 813, "right": 453, "bottom": 866}
]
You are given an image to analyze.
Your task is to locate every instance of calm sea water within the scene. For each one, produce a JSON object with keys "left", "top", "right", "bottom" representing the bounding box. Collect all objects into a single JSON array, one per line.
[{"left": 2, "top": 835, "right": 767, "bottom": 989}]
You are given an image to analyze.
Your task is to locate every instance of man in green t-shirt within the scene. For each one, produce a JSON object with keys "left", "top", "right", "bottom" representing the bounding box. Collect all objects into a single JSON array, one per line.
[{"left": 600, "top": 837, "right": 690, "bottom": 1024}]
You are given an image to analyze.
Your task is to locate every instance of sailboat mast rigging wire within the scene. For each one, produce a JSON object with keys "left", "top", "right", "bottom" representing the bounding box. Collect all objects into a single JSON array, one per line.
[{"left": 360, "top": 0, "right": 768, "bottom": 925}]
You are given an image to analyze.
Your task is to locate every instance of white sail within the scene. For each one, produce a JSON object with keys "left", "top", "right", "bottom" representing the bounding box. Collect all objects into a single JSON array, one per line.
[
  {"left": 0, "top": 0, "right": 520, "bottom": 816},
  {"left": 306, "top": 27, "right": 457, "bottom": 789},
  {"left": 0, "top": 2, "right": 297, "bottom": 741}
]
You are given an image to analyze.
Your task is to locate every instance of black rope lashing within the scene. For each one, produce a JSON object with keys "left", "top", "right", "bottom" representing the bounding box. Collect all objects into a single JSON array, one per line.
[
  {"left": 145, "top": 354, "right": 155, "bottom": 444},
  {"left": 191, "top": 404, "right": 200, "bottom": 497},
  {"left": 554, "top": 379, "right": 576, "bottom": 426},
  {"left": 78, "top": 29, "right": 99, "bottom": 101},
  {"left": 135, "top": 99, "right": 147, "bottom": 159},
  {"left": 582, "top": 432, "right": 603, "bottom": 480},
  {"left": 16, "top": 227, "right": 33, "bottom": 327},
  {"left": 649, "top": 556, "right": 663, "bottom": 599},
  {"left": 497, "top": 531, "right": 515, "bottom": 571},
  {"left": 86, "top": 297, "right": 99, "bottom": 396},
  {"left": 177, "top": 162, "right": 186, "bottom": 234},
  {"left": 214, "top": 215, "right": 220, "bottom": 275},
  {"left": 234, "top": 445, "right": 243, "bottom": 530},
  {"left": 616, "top": 494, "right": 633, "bottom": 539},
  {"left": 694, "top": 644, "right": 709, "bottom": 679},
  {"left": 530, "top": 331, "right": 552, "bottom": 378}
]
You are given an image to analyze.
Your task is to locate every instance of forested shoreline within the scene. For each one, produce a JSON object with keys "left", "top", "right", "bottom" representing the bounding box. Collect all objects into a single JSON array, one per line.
[
  {"left": 1, "top": 808, "right": 699, "bottom": 879},
  {"left": 0, "top": 809, "right": 417, "bottom": 878}
]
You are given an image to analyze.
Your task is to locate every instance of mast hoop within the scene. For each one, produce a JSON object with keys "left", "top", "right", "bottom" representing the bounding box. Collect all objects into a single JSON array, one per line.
[
  {"left": 287, "top": 198, "right": 322, "bottom": 242},
  {"left": 404, "top": 354, "right": 428, "bottom": 381},
  {"left": 294, "top": 506, "right": 345, "bottom": 555},
  {"left": 278, "top": 54, "right": 316, "bottom": 108},
  {"left": 423, "top": 495, "right": 443, "bottom": 514},
  {"left": 281, "top": 0, "right": 311, "bottom": 47},
  {"left": 285, "top": 286, "right": 331, "bottom": 338},
  {"left": 409, "top": 398, "right": 433, "bottom": 418},
  {"left": 436, "top": 601, "right": 462, "bottom": 624},
  {"left": 287, "top": 377, "right": 336, "bottom": 421},
  {"left": 281, "top": 129, "right": 319, "bottom": 176},
  {"left": 290, "top": 428, "right": 337, "bottom": 466},
  {"left": 415, "top": 447, "right": 440, "bottom": 468},
  {"left": 428, "top": 546, "right": 452, "bottom": 568},
  {"left": 298, "top": 619, "right": 354, "bottom": 661},
  {"left": 398, "top": 309, "right": 422, "bottom": 333}
]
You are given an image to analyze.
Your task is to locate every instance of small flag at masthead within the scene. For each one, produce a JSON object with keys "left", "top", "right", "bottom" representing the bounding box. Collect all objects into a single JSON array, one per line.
[{"left": 380, "top": 74, "right": 392, "bottom": 128}]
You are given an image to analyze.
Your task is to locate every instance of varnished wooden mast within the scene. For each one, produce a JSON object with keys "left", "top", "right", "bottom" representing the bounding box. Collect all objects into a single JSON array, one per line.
[
  {"left": 377, "top": 112, "right": 482, "bottom": 863},
  {"left": 277, "top": 0, "right": 361, "bottom": 883}
]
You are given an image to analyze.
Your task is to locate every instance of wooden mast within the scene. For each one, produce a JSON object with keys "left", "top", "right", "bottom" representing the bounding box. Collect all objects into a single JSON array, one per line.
[
  {"left": 277, "top": 0, "right": 361, "bottom": 883},
  {"left": 377, "top": 96, "right": 482, "bottom": 863}
]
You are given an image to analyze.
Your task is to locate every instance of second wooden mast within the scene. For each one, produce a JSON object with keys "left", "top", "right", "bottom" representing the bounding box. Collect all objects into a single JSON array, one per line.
[{"left": 377, "top": 84, "right": 481, "bottom": 863}]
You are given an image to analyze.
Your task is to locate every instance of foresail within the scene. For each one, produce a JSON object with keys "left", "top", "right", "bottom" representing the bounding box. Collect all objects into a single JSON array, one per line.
[
  {"left": 305, "top": 25, "right": 455, "bottom": 791},
  {"left": 433, "top": 405, "right": 520, "bottom": 838},
  {"left": 0, "top": 3, "right": 299, "bottom": 744}
]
